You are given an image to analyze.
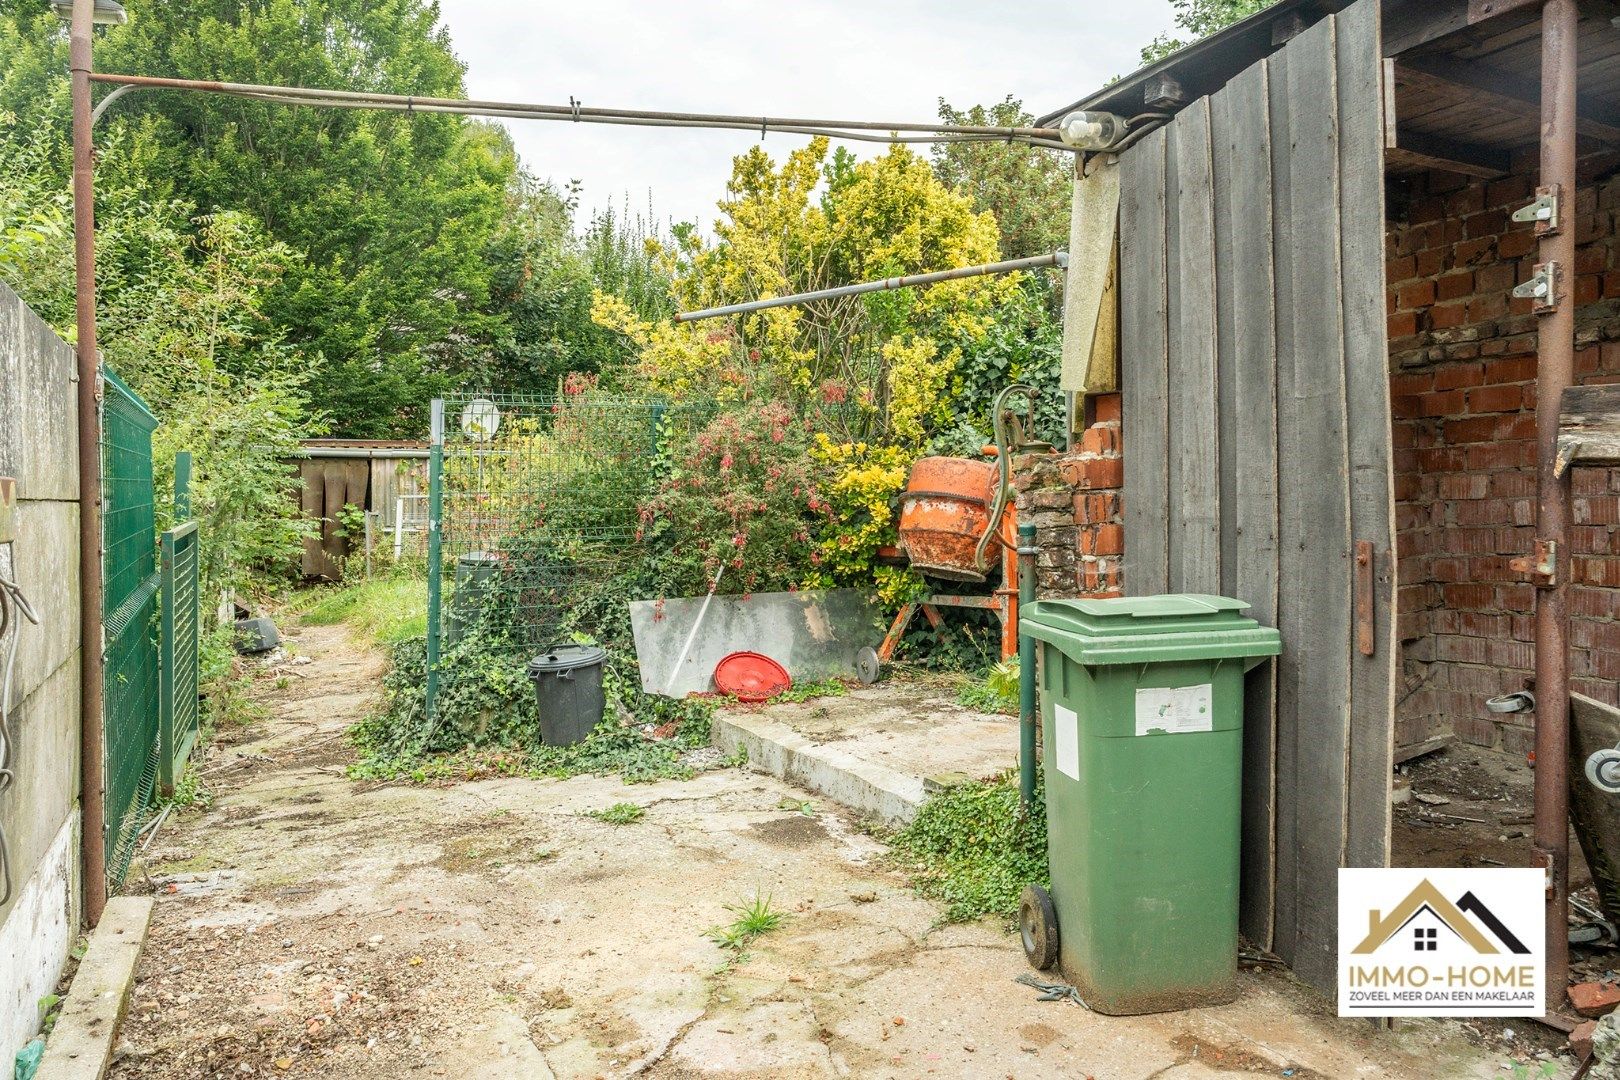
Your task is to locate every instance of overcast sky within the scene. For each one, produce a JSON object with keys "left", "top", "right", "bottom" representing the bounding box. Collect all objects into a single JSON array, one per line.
[{"left": 434, "top": 1, "right": 1178, "bottom": 231}]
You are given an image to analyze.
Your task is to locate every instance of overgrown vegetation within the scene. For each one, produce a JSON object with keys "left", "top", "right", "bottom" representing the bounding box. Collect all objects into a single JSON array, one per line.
[
  {"left": 294, "top": 571, "right": 429, "bottom": 646},
  {"left": 892, "top": 771, "right": 1048, "bottom": 923}
]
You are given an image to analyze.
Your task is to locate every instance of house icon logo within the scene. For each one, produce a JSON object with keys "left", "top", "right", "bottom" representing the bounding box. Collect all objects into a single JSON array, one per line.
[
  {"left": 1338, "top": 868, "right": 1543, "bottom": 1018},
  {"left": 1350, "top": 878, "right": 1531, "bottom": 957}
]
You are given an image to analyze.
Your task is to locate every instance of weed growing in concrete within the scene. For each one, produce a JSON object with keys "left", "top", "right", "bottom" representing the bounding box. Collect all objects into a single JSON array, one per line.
[
  {"left": 955, "top": 658, "right": 1020, "bottom": 715},
  {"left": 160, "top": 765, "right": 213, "bottom": 811},
  {"left": 589, "top": 802, "right": 646, "bottom": 825},
  {"left": 766, "top": 678, "right": 849, "bottom": 705},
  {"left": 706, "top": 893, "right": 786, "bottom": 953},
  {"left": 891, "top": 769, "right": 1047, "bottom": 923}
]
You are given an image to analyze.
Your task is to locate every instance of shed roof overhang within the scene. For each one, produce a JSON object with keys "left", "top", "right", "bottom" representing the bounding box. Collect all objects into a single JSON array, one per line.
[{"left": 1040, "top": 0, "right": 1620, "bottom": 182}]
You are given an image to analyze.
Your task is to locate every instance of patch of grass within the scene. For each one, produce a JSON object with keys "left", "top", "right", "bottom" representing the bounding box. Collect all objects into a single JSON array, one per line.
[
  {"left": 159, "top": 765, "right": 213, "bottom": 811},
  {"left": 955, "top": 658, "right": 1020, "bottom": 715},
  {"left": 890, "top": 769, "right": 1047, "bottom": 923},
  {"left": 767, "top": 678, "right": 849, "bottom": 705},
  {"left": 293, "top": 572, "right": 427, "bottom": 645},
  {"left": 588, "top": 802, "right": 645, "bottom": 825},
  {"left": 706, "top": 893, "right": 786, "bottom": 953}
]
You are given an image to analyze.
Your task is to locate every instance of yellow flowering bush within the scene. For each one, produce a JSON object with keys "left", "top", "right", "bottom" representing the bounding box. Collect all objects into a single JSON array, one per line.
[{"left": 804, "top": 436, "right": 925, "bottom": 607}]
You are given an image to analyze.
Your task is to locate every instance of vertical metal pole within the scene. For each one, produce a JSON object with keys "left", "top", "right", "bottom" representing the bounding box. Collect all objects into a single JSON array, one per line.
[
  {"left": 174, "top": 450, "right": 192, "bottom": 521},
  {"left": 70, "top": 0, "right": 107, "bottom": 927},
  {"left": 1536, "top": 0, "right": 1577, "bottom": 1006},
  {"left": 363, "top": 511, "right": 373, "bottom": 578},
  {"left": 157, "top": 528, "right": 176, "bottom": 797},
  {"left": 425, "top": 400, "right": 445, "bottom": 721},
  {"left": 394, "top": 496, "right": 405, "bottom": 559},
  {"left": 1018, "top": 522, "right": 1039, "bottom": 810}
]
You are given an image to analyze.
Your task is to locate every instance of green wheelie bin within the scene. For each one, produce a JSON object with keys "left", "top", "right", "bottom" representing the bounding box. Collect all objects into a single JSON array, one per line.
[{"left": 1016, "top": 594, "right": 1280, "bottom": 1015}]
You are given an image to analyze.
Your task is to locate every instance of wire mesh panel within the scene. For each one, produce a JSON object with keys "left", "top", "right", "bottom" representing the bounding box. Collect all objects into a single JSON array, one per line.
[
  {"left": 426, "top": 394, "right": 706, "bottom": 713},
  {"left": 101, "top": 367, "right": 160, "bottom": 887},
  {"left": 159, "top": 519, "right": 200, "bottom": 796}
]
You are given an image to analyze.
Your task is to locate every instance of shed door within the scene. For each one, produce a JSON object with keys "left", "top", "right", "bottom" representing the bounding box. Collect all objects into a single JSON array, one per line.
[{"left": 1118, "top": 0, "right": 1395, "bottom": 993}]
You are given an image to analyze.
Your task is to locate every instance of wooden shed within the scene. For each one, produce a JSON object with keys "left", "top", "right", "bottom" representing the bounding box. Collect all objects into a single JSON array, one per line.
[
  {"left": 294, "top": 439, "right": 429, "bottom": 579},
  {"left": 1041, "top": 0, "right": 1618, "bottom": 996}
]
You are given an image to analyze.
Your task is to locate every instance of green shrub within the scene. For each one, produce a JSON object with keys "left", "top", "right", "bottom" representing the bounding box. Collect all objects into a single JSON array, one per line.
[{"left": 892, "top": 770, "right": 1047, "bottom": 923}]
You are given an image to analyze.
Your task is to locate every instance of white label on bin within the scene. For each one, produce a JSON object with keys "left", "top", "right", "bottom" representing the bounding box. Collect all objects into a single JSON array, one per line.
[
  {"left": 1054, "top": 704, "right": 1080, "bottom": 781},
  {"left": 1135, "top": 683, "right": 1213, "bottom": 736}
]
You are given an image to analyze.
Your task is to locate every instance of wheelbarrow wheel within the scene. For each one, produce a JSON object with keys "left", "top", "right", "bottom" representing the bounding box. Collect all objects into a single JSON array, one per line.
[{"left": 1019, "top": 884, "right": 1059, "bottom": 970}]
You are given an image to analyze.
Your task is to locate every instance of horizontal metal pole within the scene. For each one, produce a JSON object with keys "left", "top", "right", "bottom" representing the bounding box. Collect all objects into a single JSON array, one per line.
[
  {"left": 295, "top": 447, "right": 430, "bottom": 460},
  {"left": 88, "top": 73, "right": 1068, "bottom": 148},
  {"left": 673, "top": 252, "right": 1069, "bottom": 323}
]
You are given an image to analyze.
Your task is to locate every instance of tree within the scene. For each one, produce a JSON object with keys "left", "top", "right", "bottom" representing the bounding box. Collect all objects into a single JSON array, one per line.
[
  {"left": 594, "top": 138, "right": 1015, "bottom": 445},
  {"left": 1141, "top": 0, "right": 1278, "bottom": 65},
  {"left": 932, "top": 96, "right": 1072, "bottom": 262},
  {"left": 25, "top": 0, "right": 522, "bottom": 436}
]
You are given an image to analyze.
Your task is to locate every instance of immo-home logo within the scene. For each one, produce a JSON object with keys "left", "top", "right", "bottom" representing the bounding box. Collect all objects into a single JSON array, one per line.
[{"left": 1338, "top": 868, "right": 1544, "bottom": 1018}]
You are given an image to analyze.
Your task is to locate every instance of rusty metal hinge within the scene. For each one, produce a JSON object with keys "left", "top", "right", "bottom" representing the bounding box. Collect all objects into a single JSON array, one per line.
[
  {"left": 1511, "top": 184, "right": 1561, "bottom": 236},
  {"left": 1510, "top": 538, "right": 1557, "bottom": 588},
  {"left": 1512, "top": 262, "right": 1562, "bottom": 314},
  {"left": 1355, "top": 540, "right": 1375, "bottom": 657}
]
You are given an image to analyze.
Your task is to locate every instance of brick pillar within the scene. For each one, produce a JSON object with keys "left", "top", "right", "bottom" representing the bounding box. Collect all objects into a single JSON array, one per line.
[{"left": 1011, "top": 393, "right": 1124, "bottom": 599}]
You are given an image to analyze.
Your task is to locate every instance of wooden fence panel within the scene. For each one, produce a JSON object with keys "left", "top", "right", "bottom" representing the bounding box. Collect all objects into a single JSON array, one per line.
[
  {"left": 1121, "top": 127, "right": 1170, "bottom": 595},
  {"left": 1115, "top": 0, "right": 1391, "bottom": 992},
  {"left": 1211, "top": 59, "right": 1281, "bottom": 950}
]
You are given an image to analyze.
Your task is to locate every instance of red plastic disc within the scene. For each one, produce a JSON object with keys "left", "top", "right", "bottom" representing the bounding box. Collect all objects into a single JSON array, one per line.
[{"left": 714, "top": 651, "right": 791, "bottom": 702}]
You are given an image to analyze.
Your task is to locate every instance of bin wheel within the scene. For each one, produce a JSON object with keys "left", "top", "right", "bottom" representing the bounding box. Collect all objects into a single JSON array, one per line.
[
  {"left": 856, "top": 647, "right": 881, "bottom": 685},
  {"left": 1019, "top": 884, "right": 1059, "bottom": 971}
]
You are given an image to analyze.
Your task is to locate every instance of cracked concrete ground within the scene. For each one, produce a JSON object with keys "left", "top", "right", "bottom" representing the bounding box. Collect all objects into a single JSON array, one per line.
[{"left": 106, "top": 621, "right": 1517, "bottom": 1079}]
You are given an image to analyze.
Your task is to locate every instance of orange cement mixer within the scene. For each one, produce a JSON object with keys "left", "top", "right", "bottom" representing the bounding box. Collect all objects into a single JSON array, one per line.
[{"left": 875, "top": 385, "right": 1050, "bottom": 667}]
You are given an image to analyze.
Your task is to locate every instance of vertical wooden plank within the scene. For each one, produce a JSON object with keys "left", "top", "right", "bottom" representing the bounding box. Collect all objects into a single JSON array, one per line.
[
  {"left": 1168, "top": 97, "right": 1221, "bottom": 595},
  {"left": 1338, "top": 0, "right": 1398, "bottom": 872},
  {"left": 1265, "top": 44, "right": 1301, "bottom": 968},
  {"left": 1279, "top": 14, "right": 1355, "bottom": 993},
  {"left": 1213, "top": 61, "right": 1280, "bottom": 950},
  {"left": 1120, "top": 128, "right": 1170, "bottom": 596}
]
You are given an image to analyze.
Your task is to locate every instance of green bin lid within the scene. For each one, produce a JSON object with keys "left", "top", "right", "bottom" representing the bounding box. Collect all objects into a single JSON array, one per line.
[{"left": 1021, "top": 594, "right": 1280, "bottom": 666}]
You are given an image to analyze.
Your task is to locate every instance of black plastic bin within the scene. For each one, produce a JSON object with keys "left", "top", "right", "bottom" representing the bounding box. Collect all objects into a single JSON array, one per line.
[{"left": 526, "top": 645, "right": 607, "bottom": 746}]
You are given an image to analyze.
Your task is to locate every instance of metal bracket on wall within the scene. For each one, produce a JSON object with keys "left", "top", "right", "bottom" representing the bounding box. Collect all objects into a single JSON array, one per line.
[
  {"left": 1355, "top": 540, "right": 1375, "bottom": 657},
  {"left": 1510, "top": 538, "right": 1558, "bottom": 588},
  {"left": 0, "top": 477, "right": 15, "bottom": 544},
  {"left": 1511, "top": 185, "right": 1561, "bottom": 236},
  {"left": 1512, "top": 262, "right": 1562, "bottom": 315}
]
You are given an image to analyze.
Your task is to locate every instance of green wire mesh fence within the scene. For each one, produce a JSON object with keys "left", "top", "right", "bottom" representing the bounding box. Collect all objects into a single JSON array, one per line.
[
  {"left": 101, "top": 367, "right": 161, "bottom": 887},
  {"left": 424, "top": 393, "right": 709, "bottom": 718}
]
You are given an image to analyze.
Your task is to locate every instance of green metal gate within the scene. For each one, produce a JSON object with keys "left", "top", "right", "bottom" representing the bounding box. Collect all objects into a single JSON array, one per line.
[
  {"left": 101, "top": 368, "right": 161, "bottom": 886},
  {"left": 158, "top": 452, "right": 200, "bottom": 796}
]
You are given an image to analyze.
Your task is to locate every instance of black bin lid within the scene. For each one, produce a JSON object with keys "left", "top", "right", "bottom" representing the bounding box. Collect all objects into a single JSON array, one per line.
[{"left": 527, "top": 644, "right": 607, "bottom": 675}]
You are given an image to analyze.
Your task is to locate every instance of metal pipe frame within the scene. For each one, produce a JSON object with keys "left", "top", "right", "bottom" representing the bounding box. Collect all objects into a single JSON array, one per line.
[
  {"left": 70, "top": 0, "right": 107, "bottom": 927},
  {"left": 1536, "top": 0, "right": 1577, "bottom": 1007},
  {"left": 673, "top": 253, "right": 1069, "bottom": 324},
  {"left": 86, "top": 73, "right": 1071, "bottom": 149}
]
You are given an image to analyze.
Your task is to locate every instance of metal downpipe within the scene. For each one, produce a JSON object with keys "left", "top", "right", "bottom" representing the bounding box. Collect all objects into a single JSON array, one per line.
[
  {"left": 1535, "top": 0, "right": 1577, "bottom": 1007},
  {"left": 70, "top": 0, "right": 107, "bottom": 927},
  {"left": 1018, "top": 522, "right": 1039, "bottom": 810}
]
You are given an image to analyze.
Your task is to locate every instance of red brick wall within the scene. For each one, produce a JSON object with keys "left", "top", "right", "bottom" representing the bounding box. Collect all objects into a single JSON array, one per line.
[
  {"left": 1012, "top": 392, "right": 1123, "bottom": 599},
  {"left": 1388, "top": 154, "right": 1620, "bottom": 754}
]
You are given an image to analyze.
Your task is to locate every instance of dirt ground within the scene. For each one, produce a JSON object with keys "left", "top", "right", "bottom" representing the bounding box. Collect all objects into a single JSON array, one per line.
[
  {"left": 1394, "top": 741, "right": 1620, "bottom": 1003},
  {"left": 105, "top": 620, "right": 1532, "bottom": 1079}
]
